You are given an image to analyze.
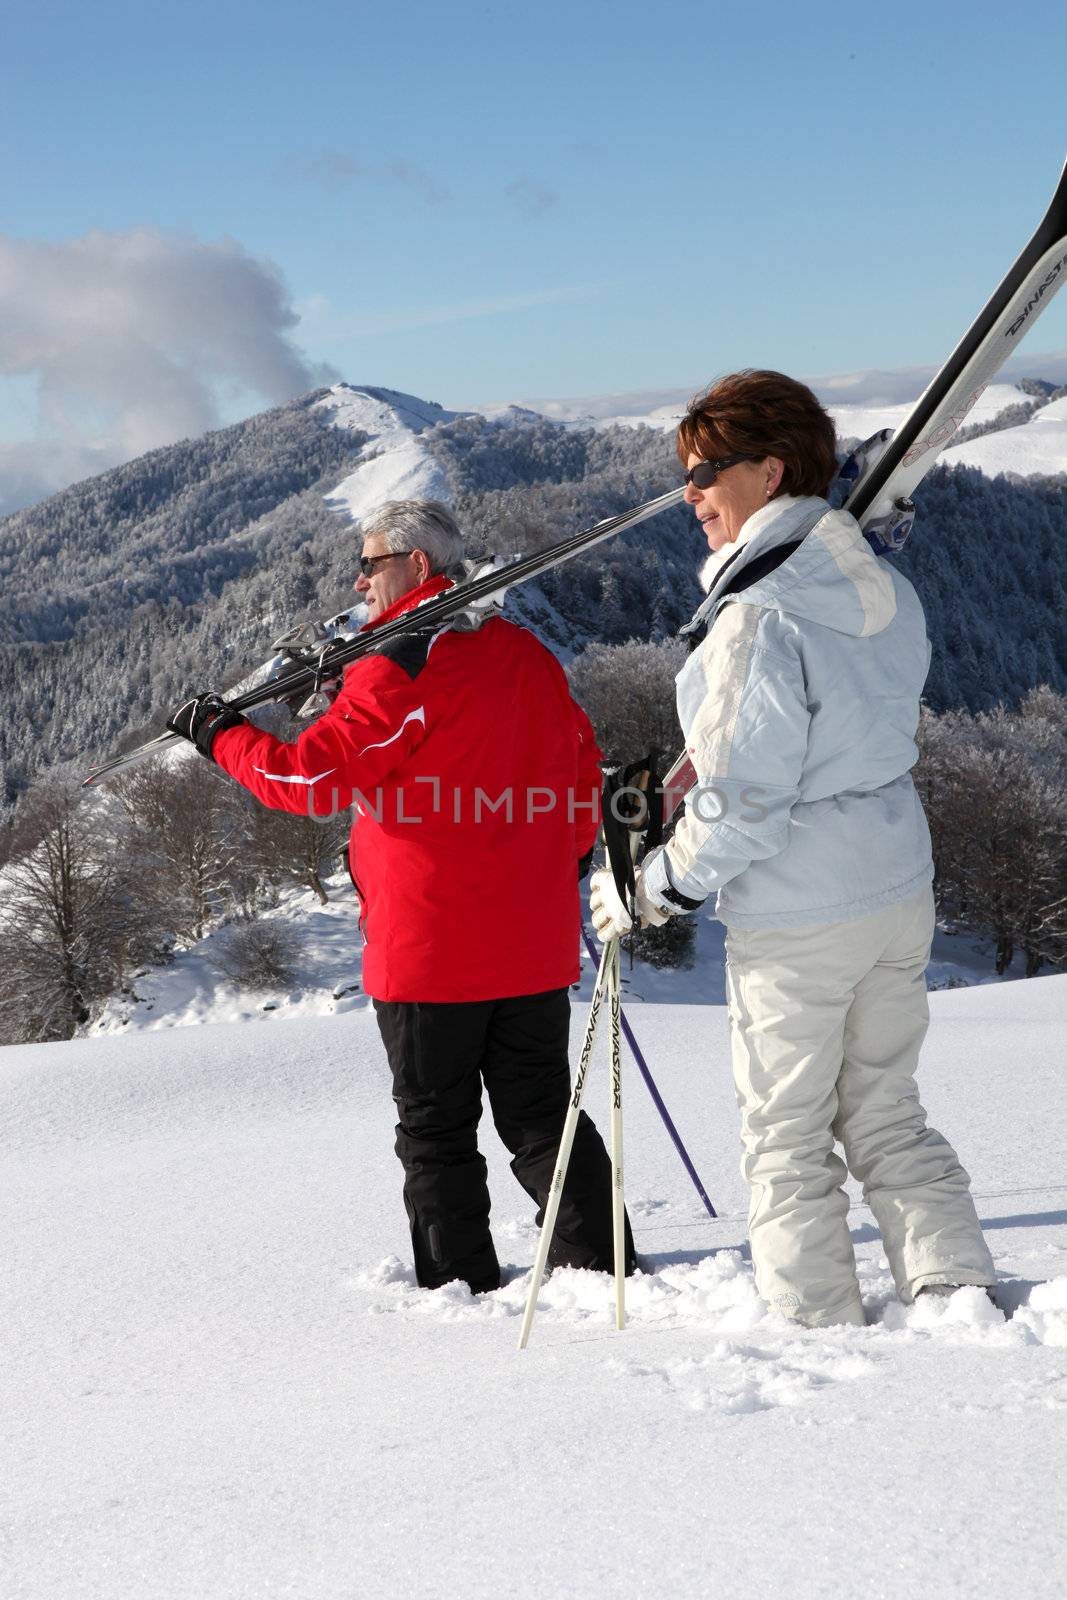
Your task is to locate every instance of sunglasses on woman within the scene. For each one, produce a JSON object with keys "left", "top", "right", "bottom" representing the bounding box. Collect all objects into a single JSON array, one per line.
[{"left": 684, "top": 453, "right": 761, "bottom": 490}]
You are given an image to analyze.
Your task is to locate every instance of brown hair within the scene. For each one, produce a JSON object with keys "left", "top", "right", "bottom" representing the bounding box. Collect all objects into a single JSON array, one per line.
[{"left": 676, "top": 369, "right": 837, "bottom": 499}]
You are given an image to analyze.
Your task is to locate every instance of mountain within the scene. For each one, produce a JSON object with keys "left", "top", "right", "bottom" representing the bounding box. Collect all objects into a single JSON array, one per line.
[
  {"left": 0, "top": 379, "right": 1065, "bottom": 804},
  {"left": 0, "top": 383, "right": 704, "bottom": 801},
  {"left": 523, "top": 378, "right": 1067, "bottom": 478}
]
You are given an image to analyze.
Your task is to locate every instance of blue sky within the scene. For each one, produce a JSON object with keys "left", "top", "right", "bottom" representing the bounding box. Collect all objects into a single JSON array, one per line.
[{"left": 3, "top": 0, "right": 1067, "bottom": 504}]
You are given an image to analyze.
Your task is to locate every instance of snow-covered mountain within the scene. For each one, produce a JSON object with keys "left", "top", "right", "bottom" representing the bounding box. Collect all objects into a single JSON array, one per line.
[
  {"left": 829, "top": 382, "right": 1033, "bottom": 450},
  {"left": 315, "top": 383, "right": 458, "bottom": 518},
  {"left": 312, "top": 375, "right": 1067, "bottom": 498},
  {"left": 1, "top": 374, "right": 1064, "bottom": 806},
  {"left": 509, "top": 378, "right": 1067, "bottom": 480},
  {"left": 5, "top": 974, "right": 1066, "bottom": 1598}
]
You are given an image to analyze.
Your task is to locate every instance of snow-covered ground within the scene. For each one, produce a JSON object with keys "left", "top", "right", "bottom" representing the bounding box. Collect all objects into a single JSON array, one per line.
[
  {"left": 87, "top": 877, "right": 368, "bottom": 1034},
  {"left": 522, "top": 382, "right": 1034, "bottom": 444},
  {"left": 5, "top": 975, "right": 1066, "bottom": 1599},
  {"left": 507, "top": 379, "right": 1036, "bottom": 438}
]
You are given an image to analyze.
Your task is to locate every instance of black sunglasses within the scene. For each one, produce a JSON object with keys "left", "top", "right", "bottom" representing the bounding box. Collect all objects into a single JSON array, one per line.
[
  {"left": 358, "top": 550, "right": 414, "bottom": 578},
  {"left": 684, "top": 453, "right": 761, "bottom": 490}
]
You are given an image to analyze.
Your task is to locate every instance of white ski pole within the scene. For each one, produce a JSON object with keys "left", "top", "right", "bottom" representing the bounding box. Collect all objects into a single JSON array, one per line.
[{"left": 517, "top": 937, "right": 613, "bottom": 1351}]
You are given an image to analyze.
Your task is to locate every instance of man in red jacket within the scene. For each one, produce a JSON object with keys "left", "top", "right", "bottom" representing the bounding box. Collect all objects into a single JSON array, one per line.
[{"left": 168, "top": 499, "right": 633, "bottom": 1294}]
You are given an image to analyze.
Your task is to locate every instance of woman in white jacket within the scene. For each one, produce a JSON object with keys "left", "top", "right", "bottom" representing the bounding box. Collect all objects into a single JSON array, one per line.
[{"left": 591, "top": 369, "right": 995, "bottom": 1328}]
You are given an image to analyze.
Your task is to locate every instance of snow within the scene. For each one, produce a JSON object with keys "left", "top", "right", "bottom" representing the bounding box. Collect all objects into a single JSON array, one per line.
[
  {"left": 471, "top": 402, "right": 552, "bottom": 428},
  {"left": 589, "top": 400, "right": 689, "bottom": 433},
  {"left": 315, "top": 383, "right": 460, "bottom": 521},
  {"left": 828, "top": 381, "right": 1030, "bottom": 447},
  {"left": 498, "top": 376, "right": 1067, "bottom": 480},
  {"left": 943, "top": 392, "right": 1067, "bottom": 479},
  {"left": 87, "top": 875, "right": 367, "bottom": 1034},
  {"left": 6, "top": 965, "right": 1066, "bottom": 1597},
  {"left": 509, "top": 384, "right": 696, "bottom": 426},
  {"left": 509, "top": 381, "right": 1037, "bottom": 443},
  {"left": 310, "top": 375, "right": 1067, "bottom": 526},
  {"left": 315, "top": 382, "right": 459, "bottom": 439}
]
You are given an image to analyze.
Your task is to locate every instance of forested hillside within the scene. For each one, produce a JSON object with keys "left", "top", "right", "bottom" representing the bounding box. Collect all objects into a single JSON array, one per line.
[
  {"left": 1, "top": 385, "right": 1065, "bottom": 806},
  {"left": 0, "top": 394, "right": 369, "bottom": 800}
]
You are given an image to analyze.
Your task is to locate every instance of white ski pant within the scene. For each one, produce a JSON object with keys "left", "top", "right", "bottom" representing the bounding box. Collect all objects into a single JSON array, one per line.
[{"left": 724, "top": 888, "right": 994, "bottom": 1327}]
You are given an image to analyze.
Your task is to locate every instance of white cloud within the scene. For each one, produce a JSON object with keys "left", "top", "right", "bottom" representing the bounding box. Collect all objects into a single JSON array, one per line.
[{"left": 0, "top": 227, "right": 332, "bottom": 513}]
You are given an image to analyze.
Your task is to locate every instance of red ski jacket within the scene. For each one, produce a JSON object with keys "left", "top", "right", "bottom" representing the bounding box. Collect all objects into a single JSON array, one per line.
[{"left": 213, "top": 576, "right": 603, "bottom": 1002}]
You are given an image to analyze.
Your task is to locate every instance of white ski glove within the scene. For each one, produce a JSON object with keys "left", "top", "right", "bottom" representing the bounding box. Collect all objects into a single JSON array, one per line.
[{"left": 588, "top": 868, "right": 670, "bottom": 943}]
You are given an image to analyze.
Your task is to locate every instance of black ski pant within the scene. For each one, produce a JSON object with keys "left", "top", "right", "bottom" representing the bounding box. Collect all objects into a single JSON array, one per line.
[{"left": 373, "top": 987, "right": 636, "bottom": 1293}]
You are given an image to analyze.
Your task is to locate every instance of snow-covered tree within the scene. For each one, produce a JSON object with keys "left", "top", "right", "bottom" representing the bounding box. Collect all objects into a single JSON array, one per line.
[
  {"left": 567, "top": 639, "right": 687, "bottom": 768},
  {"left": 0, "top": 786, "right": 156, "bottom": 1041}
]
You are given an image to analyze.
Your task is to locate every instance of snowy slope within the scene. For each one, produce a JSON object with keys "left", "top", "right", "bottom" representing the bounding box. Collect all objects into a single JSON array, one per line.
[
  {"left": 4, "top": 978, "right": 1066, "bottom": 1599},
  {"left": 828, "top": 381, "right": 1031, "bottom": 446},
  {"left": 943, "top": 392, "right": 1067, "bottom": 477},
  {"left": 509, "top": 381, "right": 1034, "bottom": 439},
  {"left": 311, "top": 377, "right": 1067, "bottom": 530},
  {"left": 86, "top": 874, "right": 368, "bottom": 1034},
  {"left": 315, "top": 383, "right": 460, "bottom": 520}
]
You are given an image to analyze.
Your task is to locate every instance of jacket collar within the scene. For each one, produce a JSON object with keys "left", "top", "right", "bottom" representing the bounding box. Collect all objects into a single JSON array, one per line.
[
  {"left": 700, "top": 496, "right": 828, "bottom": 600},
  {"left": 359, "top": 572, "right": 453, "bottom": 633},
  {"left": 680, "top": 496, "right": 832, "bottom": 652}
]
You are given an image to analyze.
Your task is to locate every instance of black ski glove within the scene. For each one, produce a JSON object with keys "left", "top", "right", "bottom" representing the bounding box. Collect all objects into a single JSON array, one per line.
[{"left": 167, "top": 692, "right": 248, "bottom": 761}]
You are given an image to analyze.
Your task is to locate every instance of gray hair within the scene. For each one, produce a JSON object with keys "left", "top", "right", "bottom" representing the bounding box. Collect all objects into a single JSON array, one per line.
[{"left": 359, "top": 499, "right": 466, "bottom": 576}]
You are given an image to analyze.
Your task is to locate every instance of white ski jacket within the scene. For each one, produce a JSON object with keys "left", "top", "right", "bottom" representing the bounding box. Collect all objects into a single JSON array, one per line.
[{"left": 642, "top": 494, "right": 934, "bottom": 929}]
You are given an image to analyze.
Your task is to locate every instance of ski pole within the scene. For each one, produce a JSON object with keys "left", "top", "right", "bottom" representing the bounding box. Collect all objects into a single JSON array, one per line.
[
  {"left": 579, "top": 926, "right": 717, "bottom": 1220},
  {"left": 608, "top": 937, "right": 626, "bottom": 1330},
  {"left": 517, "top": 937, "right": 613, "bottom": 1351},
  {"left": 604, "top": 797, "right": 647, "bottom": 1335}
]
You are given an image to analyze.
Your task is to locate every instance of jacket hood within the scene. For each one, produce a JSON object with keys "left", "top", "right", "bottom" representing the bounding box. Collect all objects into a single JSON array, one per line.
[{"left": 708, "top": 495, "right": 898, "bottom": 639}]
